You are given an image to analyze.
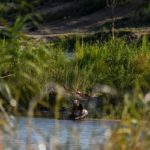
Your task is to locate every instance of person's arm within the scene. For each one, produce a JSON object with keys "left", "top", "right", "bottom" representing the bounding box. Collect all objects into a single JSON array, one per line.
[
  {"left": 75, "top": 115, "right": 84, "bottom": 120},
  {"left": 75, "top": 109, "right": 88, "bottom": 120}
]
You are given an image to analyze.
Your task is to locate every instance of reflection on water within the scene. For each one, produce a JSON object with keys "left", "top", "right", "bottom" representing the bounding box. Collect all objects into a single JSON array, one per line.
[{"left": 2, "top": 117, "right": 118, "bottom": 150}]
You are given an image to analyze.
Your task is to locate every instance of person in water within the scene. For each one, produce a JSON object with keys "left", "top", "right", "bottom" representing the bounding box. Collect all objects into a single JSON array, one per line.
[{"left": 69, "top": 99, "right": 88, "bottom": 120}]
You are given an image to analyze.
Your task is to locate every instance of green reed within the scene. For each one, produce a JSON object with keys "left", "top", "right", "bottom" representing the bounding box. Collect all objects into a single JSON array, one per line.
[{"left": 0, "top": 36, "right": 149, "bottom": 114}]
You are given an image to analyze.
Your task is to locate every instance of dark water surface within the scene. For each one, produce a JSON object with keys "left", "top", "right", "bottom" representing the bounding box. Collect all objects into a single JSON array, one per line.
[{"left": 2, "top": 117, "right": 119, "bottom": 150}]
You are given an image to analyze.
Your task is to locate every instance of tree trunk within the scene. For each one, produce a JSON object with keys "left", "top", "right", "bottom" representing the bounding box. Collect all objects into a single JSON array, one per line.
[{"left": 111, "top": 0, "right": 115, "bottom": 40}]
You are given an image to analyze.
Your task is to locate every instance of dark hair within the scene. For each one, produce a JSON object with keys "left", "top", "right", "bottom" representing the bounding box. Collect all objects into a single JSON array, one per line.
[{"left": 79, "top": 103, "right": 83, "bottom": 111}]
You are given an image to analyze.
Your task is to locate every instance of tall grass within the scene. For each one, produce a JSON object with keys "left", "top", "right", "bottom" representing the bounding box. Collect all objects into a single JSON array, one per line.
[
  {"left": 64, "top": 38, "right": 150, "bottom": 93},
  {"left": 0, "top": 34, "right": 150, "bottom": 150},
  {"left": 104, "top": 89, "right": 150, "bottom": 150},
  {"left": 0, "top": 36, "right": 150, "bottom": 114}
]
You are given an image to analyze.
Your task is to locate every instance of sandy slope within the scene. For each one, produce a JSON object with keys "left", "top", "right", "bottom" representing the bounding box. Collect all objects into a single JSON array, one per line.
[{"left": 27, "top": 0, "right": 145, "bottom": 38}]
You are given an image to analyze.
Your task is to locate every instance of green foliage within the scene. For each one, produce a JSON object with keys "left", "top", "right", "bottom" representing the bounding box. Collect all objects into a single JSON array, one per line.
[
  {"left": 0, "top": 33, "right": 150, "bottom": 114},
  {"left": 69, "top": 39, "right": 150, "bottom": 92},
  {"left": 104, "top": 88, "right": 150, "bottom": 150}
]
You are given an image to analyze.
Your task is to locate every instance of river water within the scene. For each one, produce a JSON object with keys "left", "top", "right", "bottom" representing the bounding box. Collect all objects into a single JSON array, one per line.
[{"left": 2, "top": 117, "right": 118, "bottom": 150}]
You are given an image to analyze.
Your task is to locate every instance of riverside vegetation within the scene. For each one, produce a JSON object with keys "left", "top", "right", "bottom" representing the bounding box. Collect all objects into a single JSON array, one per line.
[
  {"left": 0, "top": 34, "right": 150, "bottom": 150},
  {"left": 0, "top": 35, "right": 149, "bottom": 116},
  {"left": 0, "top": 0, "right": 150, "bottom": 150}
]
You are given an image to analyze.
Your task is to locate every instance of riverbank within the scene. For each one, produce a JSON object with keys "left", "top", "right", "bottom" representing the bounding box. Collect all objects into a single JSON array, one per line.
[{"left": 0, "top": 37, "right": 149, "bottom": 120}]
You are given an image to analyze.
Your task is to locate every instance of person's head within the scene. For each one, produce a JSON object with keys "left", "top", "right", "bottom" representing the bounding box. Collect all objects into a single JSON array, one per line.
[{"left": 73, "top": 99, "right": 79, "bottom": 106}]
